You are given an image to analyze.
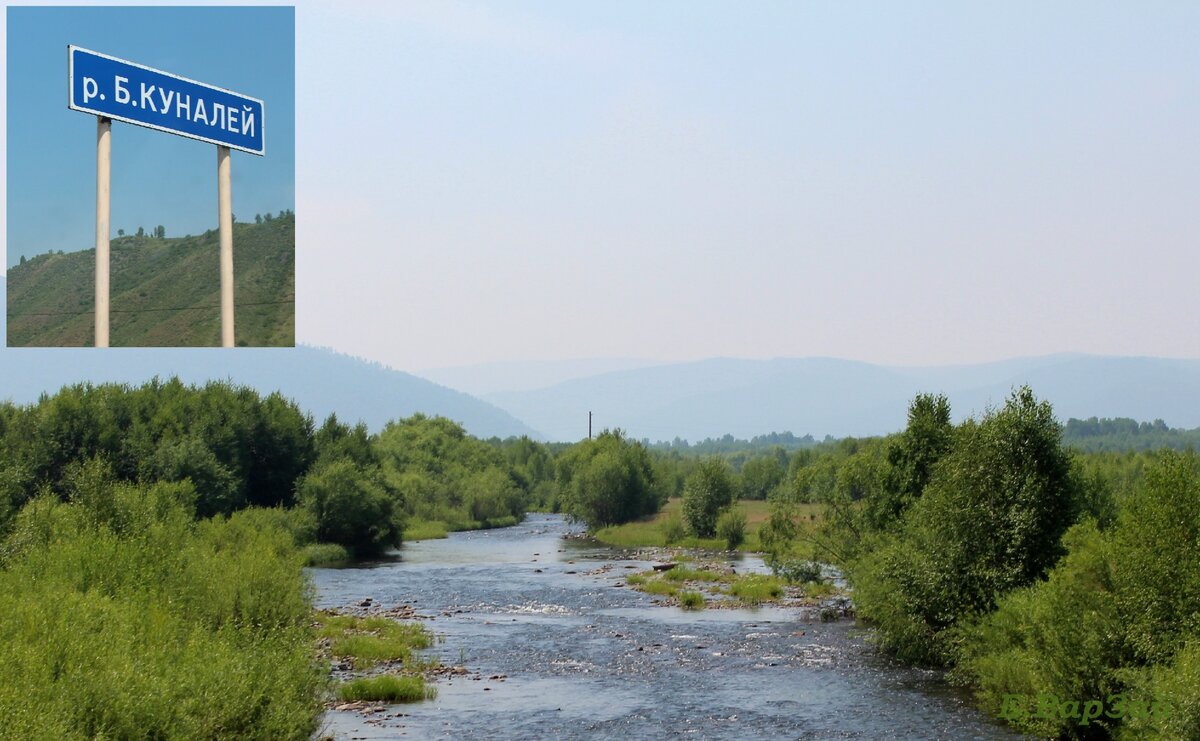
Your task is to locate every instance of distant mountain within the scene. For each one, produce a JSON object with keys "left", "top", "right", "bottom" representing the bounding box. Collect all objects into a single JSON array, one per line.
[
  {"left": 420, "top": 357, "right": 657, "bottom": 396},
  {"left": 483, "top": 355, "right": 1200, "bottom": 442},
  {"left": 7, "top": 214, "right": 294, "bottom": 347},
  {"left": 0, "top": 304, "right": 538, "bottom": 439}
]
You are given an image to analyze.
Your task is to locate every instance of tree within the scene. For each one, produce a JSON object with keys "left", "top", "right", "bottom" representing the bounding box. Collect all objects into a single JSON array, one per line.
[
  {"left": 557, "top": 430, "right": 660, "bottom": 529},
  {"left": 255, "top": 214, "right": 263, "bottom": 225},
  {"left": 682, "top": 457, "right": 735, "bottom": 537},
  {"left": 740, "top": 454, "right": 785, "bottom": 500},
  {"left": 868, "top": 393, "right": 953, "bottom": 530},
  {"left": 154, "top": 225, "right": 165, "bottom": 239},
  {"left": 850, "top": 387, "right": 1081, "bottom": 665},
  {"left": 136, "top": 226, "right": 145, "bottom": 238},
  {"left": 117, "top": 229, "right": 125, "bottom": 237},
  {"left": 298, "top": 459, "right": 401, "bottom": 557}
]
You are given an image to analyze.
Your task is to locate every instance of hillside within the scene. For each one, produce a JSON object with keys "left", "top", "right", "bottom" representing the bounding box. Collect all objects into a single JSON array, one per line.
[
  {"left": 482, "top": 355, "right": 1200, "bottom": 442},
  {"left": 0, "top": 343, "right": 538, "bottom": 440},
  {"left": 7, "top": 213, "right": 294, "bottom": 347}
]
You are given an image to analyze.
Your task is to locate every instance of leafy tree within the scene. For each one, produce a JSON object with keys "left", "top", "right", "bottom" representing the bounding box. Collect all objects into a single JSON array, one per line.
[
  {"left": 557, "top": 430, "right": 660, "bottom": 529},
  {"left": 682, "top": 457, "right": 735, "bottom": 537},
  {"left": 871, "top": 393, "right": 953, "bottom": 529},
  {"left": 154, "top": 225, "right": 165, "bottom": 239},
  {"left": 850, "top": 387, "right": 1081, "bottom": 665},
  {"left": 740, "top": 454, "right": 785, "bottom": 500},
  {"left": 136, "top": 226, "right": 144, "bottom": 238},
  {"left": 297, "top": 459, "right": 400, "bottom": 557}
]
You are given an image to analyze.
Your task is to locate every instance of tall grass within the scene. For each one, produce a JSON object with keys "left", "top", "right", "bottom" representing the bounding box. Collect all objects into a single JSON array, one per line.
[
  {"left": 0, "top": 479, "right": 325, "bottom": 739},
  {"left": 336, "top": 675, "right": 435, "bottom": 703}
]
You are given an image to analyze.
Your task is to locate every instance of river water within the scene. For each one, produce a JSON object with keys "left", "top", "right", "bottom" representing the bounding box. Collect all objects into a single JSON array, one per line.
[{"left": 311, "top": 513, "right": 1023, "bottom": 740}]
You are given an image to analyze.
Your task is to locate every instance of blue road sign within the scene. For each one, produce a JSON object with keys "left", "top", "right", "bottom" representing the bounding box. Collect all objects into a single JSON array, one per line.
[{"left": 68, "top": 45, "right": 265, "bottom": 156}]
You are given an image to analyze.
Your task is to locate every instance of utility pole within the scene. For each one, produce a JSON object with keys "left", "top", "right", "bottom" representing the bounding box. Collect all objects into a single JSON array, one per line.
[{"left": 588, "top": 411, "right": 592, "bottom": 440}]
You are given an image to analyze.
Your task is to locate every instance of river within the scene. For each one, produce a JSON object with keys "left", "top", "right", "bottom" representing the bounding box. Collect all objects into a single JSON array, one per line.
[{"left": 311, "top": 513, "right": 1024, "bottom": 740}]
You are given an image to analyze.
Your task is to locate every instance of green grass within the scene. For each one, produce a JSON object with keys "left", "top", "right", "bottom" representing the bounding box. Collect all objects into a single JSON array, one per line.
[
  {"left": 591, "top": 498, "right": 822, "bottom": 557},
  {"left": 625, "top": 573, "right": 647, "bottom": 585},
  {"left": 301, "top": 542, "right": 351, "bottom": 566},
  {"left": 403, "top": 519, "right": 450, "bottom": 541},
  {"left": 679, "top": 591, "right": 706, "bottom": 610},
  {"left": 727, "top": 574, "right": 785, "bottom": 604},
  {"left": 640, "top": 580, "right": 679, "bottom": 597},
  {"left": 318, "top": 612, "right": 433, "bottom": 669},
  {"left": 336, "top": 675, "right": 435, "bottom": 703},
  {"left": 662, "top": 565, "right": 731, "bottom": 583}
]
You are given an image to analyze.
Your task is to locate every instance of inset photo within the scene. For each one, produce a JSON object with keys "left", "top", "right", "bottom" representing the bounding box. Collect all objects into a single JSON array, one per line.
[{"left": 6, "top": 6, "right": 295, "bottom": 347}]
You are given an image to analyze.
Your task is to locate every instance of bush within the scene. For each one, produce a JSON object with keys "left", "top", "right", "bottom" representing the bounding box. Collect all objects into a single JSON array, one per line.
[
  {"left": 682, "top": 458, "right": 735, "bottom": 538},
  {"left": 0, "top": 485, "right": 324, "bottom": 738},
  {"left": 661, "top": 516, "right": 686, "bottom": 545},
  {"left": 679, "top": 591, "right": 706, "bottom": 610},
  {"left": 298, "top": 459, "right": 402, "bottom": 558},
  {"left": 716, "top": 508, "right": 747, "bottom": 549}
]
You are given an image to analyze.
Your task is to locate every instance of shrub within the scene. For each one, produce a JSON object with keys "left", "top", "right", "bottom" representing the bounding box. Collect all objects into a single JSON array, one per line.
[
  {"left": 661, "top": 516, "right": 686, "bottom": 545},
  {"left": 716, "top": 508, "right": 747, "bottom": 550},
  {"left": 682, "top": 458, "right": 735, "bottom": 537},
  {"left": 679, "top": 591, "right": 706, "bottom": 610}
]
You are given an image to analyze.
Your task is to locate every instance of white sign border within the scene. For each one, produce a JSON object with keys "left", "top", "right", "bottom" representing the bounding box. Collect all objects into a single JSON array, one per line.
[{"left": 67, "top": 44, "right": 267, "bottom": 157}]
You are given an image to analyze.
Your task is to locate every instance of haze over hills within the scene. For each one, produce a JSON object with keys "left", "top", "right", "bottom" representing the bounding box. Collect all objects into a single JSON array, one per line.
[
  {"left": 7, "top": 213, "right": 294, "bottom": 347},
  {"left": 0, "top": 291, "right": 536, "bottom": 438},
  {"left": 420, "top": 357, "right": 657, "bottom": 396},
  {"left": 480, "top": 355, "right": 1200, "bottom": 443}
]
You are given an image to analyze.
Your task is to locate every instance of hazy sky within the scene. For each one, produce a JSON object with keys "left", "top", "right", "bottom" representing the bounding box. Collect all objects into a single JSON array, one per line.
[
  {"left": 7, "top": 2, "right": 1199, "bottom": 371},
  {"left": 5, "top": 5, "right": 294, "bottom": 265}
]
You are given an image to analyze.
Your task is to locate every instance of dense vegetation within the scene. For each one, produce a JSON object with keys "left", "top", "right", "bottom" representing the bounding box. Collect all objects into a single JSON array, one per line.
[
  {"left": 6, "top": 211, "right": 294, "bottom": 347},
  {"left": 0, "top": 474, "right": 323, "bottom": 739},
  {"left": 2, "top": 376, "right": 1196, "bottom": 737},
  {"left": 757, "top": 389, "right": 1198, "bottom": 738}
]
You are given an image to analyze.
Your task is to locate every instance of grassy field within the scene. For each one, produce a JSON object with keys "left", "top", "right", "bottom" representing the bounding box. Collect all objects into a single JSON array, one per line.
[{"left": 591, "top": 498, "right": 823, "bottom": 557}]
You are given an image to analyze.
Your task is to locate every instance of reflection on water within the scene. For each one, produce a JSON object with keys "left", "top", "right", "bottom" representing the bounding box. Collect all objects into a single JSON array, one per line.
[{"left": 312, "top": 514, "right": 1024, "bottom": 740}]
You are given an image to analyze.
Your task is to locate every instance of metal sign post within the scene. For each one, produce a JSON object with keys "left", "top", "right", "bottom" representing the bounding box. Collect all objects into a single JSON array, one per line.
[
  {"left": 95, "top": 117, "right": 111, "bottom": 347},
  {"left": 68, "top": 45, "right": 265, "bottom": 347},
  {"left": 217, "top": 146, "right": 234, "bottom": 347}
]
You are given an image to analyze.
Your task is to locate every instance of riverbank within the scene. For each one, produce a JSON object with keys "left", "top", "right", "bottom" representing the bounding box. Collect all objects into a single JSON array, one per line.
[{"left": 590, "top": 498, "right": 823, "bottom": 559}]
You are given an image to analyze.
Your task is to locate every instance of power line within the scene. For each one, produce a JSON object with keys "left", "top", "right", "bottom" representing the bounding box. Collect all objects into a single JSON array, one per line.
[{"left": 12, "top": 297, "right": 294, "bottom": 318}]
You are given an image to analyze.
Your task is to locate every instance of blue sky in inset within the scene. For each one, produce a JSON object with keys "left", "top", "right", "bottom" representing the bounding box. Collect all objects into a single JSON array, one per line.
[{"left": 6, "top": 5, "right": 294, "bottom": 266}]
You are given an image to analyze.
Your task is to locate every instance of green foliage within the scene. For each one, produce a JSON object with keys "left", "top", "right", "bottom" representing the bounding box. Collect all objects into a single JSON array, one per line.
[
  {"left": 336, "top": 675, "right": 434, "bottom": 703},
  {"left": 679, "top": 591, "right": 706, "bottom": 610},
  {"left": 7, "top": 212, "right": 294, "bottom": 347},
  {"left": 871, "top": 393, "right": 953, "bottom": 530},
  {"left": 954, "top": 451, "right": 1200, "bottom": 737},
  {"left": 0, "top": 484, "right": 323, "bottom": 738},
  {"left": 375, "top": 415, "right": 530, "bottom": 530},
  {"left": 739, "top": 453, "right": 786, "bottom": 500},
  {"left": 849, "top": 387, "right": 1081, "bottom": 666},
  {"left": 770, "top": 558, "right": 823, "bottom": 585},
  {"left": 682, "top": 457, "right": 735, "bottom": 537},
  {"left": 716, "top": 507, "right": 747, "bottom": 549},
  {"left": 661, "top": 516, "right": 686, "bottom": 545},
  {"left": 298, "top": 459, "right": 402, "bottom": 558},
  {"left": 557, "top": 430, "right": 661, "bottom": 529},
  {"left": 727, "top": 574, "right": 784, "bottom": 604}
]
